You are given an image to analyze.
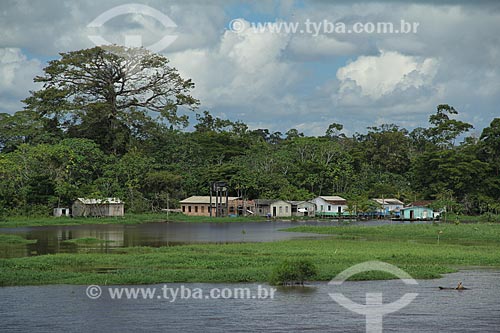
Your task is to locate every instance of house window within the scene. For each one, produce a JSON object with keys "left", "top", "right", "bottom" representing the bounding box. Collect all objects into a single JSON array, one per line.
[
  {"left": 328, "top": 205, "right": 331, "bottom": 211},
  {"left": 201, "top": 206, "right": 205, "bottom": 213},
  {"left": 195, "top": 206, "right": 198, "bottom": 213},
  {"left": 182, "top": 206, "right": 185, "bottom": 212},
  {"left": 285, "top": 206, "right": 289, "bottom": 213},
  {"left": 279, "top": 206, "right": 283, "bottom": 213},
  {"left": 188, "top": 206, "right": 192, "bottom": 213},
  {"left": 321, "top": 205, "right": 324, "bottom": 211}
]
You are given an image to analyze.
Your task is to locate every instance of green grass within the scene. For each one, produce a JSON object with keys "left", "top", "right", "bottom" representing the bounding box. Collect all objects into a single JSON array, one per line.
[
  {"left": 284, "top": 223, "right": 500, "bottom": 245},
  {"left": 0, "top": 213, "right": 266, "bottom": 228},
  {"left": 0, "top": 234, "right": 37, "bottom": 244},
  {"left": 60, "top": 237, "right": 113, "bottom": 245},
  {"left": 1, "top": 223, "right": 500, "bottom": 286}
]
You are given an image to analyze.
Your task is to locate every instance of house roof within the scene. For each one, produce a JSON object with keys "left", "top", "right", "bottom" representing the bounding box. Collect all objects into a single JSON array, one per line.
[
  {"left": 76, "top": 198, "right": 123, "bottom": 205},
  {"left": 401, "top": 206, "right": 433, "bottom": 211},
  {"left": 317, "top": 196, "right": 347, "bottom": 204},
  {"left": 289, "top": 200, "right": 314, "bottom": 206},
  {"left": 179, "top": 196, "right": 240, "bottom": 204},
  {"left": 372, "top": 198, "right": 404, "bottom": 205}
]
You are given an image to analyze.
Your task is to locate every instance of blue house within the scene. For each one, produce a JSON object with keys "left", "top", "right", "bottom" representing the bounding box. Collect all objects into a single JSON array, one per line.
[{"left": 400, "top": 206, "right": 434, "bottom": 220}]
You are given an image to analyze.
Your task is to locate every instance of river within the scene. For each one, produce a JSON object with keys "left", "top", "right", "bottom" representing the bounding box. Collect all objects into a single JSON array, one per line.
[{"left": 0, "top": 269, "right": 499, "bottom": 332}]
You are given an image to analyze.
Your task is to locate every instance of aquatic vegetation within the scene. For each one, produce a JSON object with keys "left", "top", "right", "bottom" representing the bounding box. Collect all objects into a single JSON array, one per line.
[{"left": 1, "top": 223, "right": 500, "bottom": 286}]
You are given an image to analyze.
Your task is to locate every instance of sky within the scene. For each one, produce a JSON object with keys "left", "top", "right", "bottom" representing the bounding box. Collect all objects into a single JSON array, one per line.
[{"left": 1, "top": 0, "right": 499, "bottom": 136}]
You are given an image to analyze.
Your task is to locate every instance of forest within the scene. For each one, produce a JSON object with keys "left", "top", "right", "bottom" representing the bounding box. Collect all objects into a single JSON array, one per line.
[{"left": 0, "top": 46, "right": 499, "bottom": 216}]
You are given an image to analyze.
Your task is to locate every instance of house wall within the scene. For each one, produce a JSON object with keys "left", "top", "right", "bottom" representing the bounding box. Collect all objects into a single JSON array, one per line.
[
  {"left": 72, "top": 201, "right": 87, "bottom": 217},
  {"left": 312, "top": 198, "right": 348, "bottom": 216},
  {"left": 402, "top": 207, "right": 434, "bottom": 220},
  {"left": 255, "top": 205, "right": 271, "bottom": 217},
  {"left": 181, "top": 203, "right": 211, "bottom": 216},
  {"left": 270, "top": 200, "right": 292, "bottom": 217},
  {"left": 71, "top": 201, "right": 124, "bottom": 217},
  {"left": 293, "top": 202, "right": 316, "bottom": 217}
]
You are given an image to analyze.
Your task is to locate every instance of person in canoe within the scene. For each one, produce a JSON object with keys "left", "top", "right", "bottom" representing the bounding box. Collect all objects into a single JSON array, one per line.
[{"left": 439, "top": 282, "right": 469, "bottom": 290}]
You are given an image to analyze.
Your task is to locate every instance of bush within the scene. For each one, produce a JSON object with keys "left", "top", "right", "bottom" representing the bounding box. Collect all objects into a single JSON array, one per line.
[{"left": 269, "top": 259, "right": 318, "bottom": 286}]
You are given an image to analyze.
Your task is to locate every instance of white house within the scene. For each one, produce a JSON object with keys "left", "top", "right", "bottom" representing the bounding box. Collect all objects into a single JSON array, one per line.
[
  {"left": 270, "top": 200, "right": 292, "bottom": 217},
  {"left": 312, "top": 196, "right": 348, "bottom": 217},
  {"left": 372, "top": 198, "right": 404, "bottom": 216}
]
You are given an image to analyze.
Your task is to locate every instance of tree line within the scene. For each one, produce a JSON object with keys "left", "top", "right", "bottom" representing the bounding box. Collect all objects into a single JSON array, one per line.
[{"left": 0, "top": 46, "right": 499, "bottom": 216}]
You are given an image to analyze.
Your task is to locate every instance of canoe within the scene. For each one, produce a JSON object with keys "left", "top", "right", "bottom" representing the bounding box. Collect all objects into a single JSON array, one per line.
[{"left": 439, "top": 286, "right": 469, "bottom": 290}]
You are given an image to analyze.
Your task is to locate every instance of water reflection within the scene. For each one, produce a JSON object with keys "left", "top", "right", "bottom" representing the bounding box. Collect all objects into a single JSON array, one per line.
[{"left": 0, "top": 220, "right": 430, "bottom": 258}]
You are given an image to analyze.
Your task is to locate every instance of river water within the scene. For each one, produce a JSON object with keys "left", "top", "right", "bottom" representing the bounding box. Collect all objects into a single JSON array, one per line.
[
  {"left": 0, "top": 269, "right": 499, "bottom": 332},
  {"left": 0, "top": 220, "right": 428, "bottom": 258}
]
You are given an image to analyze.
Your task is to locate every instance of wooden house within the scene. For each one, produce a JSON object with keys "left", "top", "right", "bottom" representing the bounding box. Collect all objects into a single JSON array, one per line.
[
  {"left": 72, "top": 198, "right": 124, "bottom": 217},
  {"left": 254, "top": 199, "right": 274, "bottom": 217},
  {"left": 312, "top": 196, "right": 348, "bottom": 217},
  {"left": 290, "top": 201, "right": 316, "bottom": 217}
]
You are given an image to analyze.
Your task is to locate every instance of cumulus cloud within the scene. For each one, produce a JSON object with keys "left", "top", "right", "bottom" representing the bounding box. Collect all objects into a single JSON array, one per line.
[
  {"left": 1, "top": 1, "right": 500, "bottom": 134},
  {"left": 168, "top": 19, "right": 297, "bottom": 109},
  {"left": 0, "top": 48, "right": 42, "bottom": 113},
  {"left": 336, "top": 50, "right": 438, "bottom": 100}
]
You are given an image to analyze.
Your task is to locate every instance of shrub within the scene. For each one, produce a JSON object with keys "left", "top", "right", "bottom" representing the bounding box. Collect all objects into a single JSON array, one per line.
[{"left": 269, "top": 259, "right": 318, "bottom": 286}]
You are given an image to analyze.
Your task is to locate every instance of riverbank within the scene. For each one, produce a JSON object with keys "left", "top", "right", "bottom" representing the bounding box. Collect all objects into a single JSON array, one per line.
[
  {"left": 0, "top": 213, "right": 269, "bottom": 228},
  {"left": 1, "top": 223, "right": 499, "bottom": 286},
  {"left": 1, "top": 212, "right": 498, "bottom": 228}
]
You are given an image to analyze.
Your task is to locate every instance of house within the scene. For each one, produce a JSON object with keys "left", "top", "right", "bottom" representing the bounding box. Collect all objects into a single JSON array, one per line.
[
  {"left": 270, "top": 200, "right": 292, "bottom": 217},
  {"left": 53, "top": 207, "right": 70, "bottom": 217},
  {"left": 179, "top": 196, "right": 240, "bottom": 217},
  {"left": 228, "top": 199, "right": 256, "bottom": 216},
  {"left": 372, "top": 198, "right": 404, "bottom": 217},
  {"left": 312, "top": 196, "right": 348, "bottom": 217},
  {"left": 290, "top": 201, "right": 316, "bottom": 217},
  {"left": 400, "top": 206, "right": 434, "bottom": 220},
  {"left": 254, "top": 199, "right": 274, "bottom": 217},
  {"left": 72, "top": 198, "right": 124, "bottom": 217}
]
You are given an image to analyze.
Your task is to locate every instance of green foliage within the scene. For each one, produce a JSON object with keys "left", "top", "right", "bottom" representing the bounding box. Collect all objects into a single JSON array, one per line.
[
  {"left": 0, "top": 45, "right": 498, "bottom": 216},
  {"left": 269, "top": 259, "right": 318, "bottom": 286}
]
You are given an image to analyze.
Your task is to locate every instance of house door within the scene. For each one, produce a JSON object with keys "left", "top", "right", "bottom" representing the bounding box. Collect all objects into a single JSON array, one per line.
[
  {"left": 410, "top": 210, "right": 414, "bottom": 220},
  {"left": 337, "top": 206, "right": 342, "bottom": 216},
  {"left": 273, "top": 207, "right": 277, "bottom": 217}
]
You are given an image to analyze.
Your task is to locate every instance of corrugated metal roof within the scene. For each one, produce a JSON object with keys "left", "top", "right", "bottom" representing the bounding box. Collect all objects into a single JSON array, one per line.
[
  {"left": 372, "top": 198, "right": 404, "bottom": 205},
  {"left": 179, "top": 196, "right": 240, "bottom": 204},
  {"left": 76, "top": 198, "right": 123, "bottom": 204},
  {"left": 319, "top": 196, "right": 347, "bottom": 202}
]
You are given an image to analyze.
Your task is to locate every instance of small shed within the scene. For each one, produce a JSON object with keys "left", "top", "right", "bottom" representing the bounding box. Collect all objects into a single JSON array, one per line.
[
  {"left": 270, "top": 200, "right": 292, "bottom": 217},
  {"left": 72, "top": 198, "right": 124, "bottom": 217},
  {"left": 53, "top": 207, "right": 70, "bottom": 217},
  {"left": 400, "top": 206, "right": 434, "bottom": 220}
]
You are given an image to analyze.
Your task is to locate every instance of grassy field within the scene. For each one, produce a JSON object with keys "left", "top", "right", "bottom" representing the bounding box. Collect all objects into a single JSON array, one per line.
[
  {"left": 284, "top": 223, "right": 500, "bottom": 245},
  {"left": 0, "top": 213, "right": 267, "bottom": 228},
  {"left": 1, "top": 223, "right": 500, "bottom": 286}
]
